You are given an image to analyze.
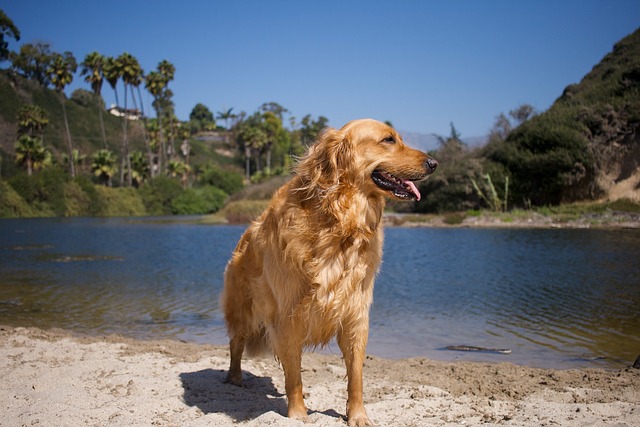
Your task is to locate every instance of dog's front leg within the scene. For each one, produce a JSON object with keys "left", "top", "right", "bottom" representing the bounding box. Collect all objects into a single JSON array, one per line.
[
  {"left": 276, "top": 335, "right": 308, "bottom": 420},
  {"left": 338, "top": 328, "right": 372, "bottom": 427}
]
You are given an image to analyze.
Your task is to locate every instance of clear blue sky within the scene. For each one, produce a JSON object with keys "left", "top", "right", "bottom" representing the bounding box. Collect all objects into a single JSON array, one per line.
[{"left": 3, "top": 0, "right": 639, "bottom": 138}]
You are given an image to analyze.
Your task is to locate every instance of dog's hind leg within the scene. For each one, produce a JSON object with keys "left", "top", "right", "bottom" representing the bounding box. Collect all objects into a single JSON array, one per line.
[{"left": 225, "top": 334, "right": 245, "bottom": 386}]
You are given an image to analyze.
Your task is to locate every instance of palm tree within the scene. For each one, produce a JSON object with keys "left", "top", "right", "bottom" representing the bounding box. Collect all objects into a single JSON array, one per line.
[
  {"left": 48, "top": 51, "right": 78, "bottom": 177},
  {"left": 91, "top": 149, "right": 117, "bottom": 186},
  {"left": 15, "top": 135, "right": 50, "bottom": 176},
  {"left": 145, "top": 60, "right": 175, "bottom": 175},
  {"left": 64, "top": 149, "right": 86, "bottom": 174},
  {"left": 216, "top": 108, "right": 235, "bottom": 131},
  {"left": 17, "top": 104, "right": 48, "bottom": 137},
  {"left": 80, "top": 51, "right": 107, "bottom": 147},
  {"left": 238, "top": 124, "right": 267, "bottom": 182},
  {"left": 129, "top": 151, "right": 149, "bottom": 188},
  {"left": 103, "top": 56, "right": 121, "bottom": 109},
  {"left": 117, "top": 52, "right": 142, "bottom": 186},
  {"left": 167, "top": 159, "right": 190, "bottom": 189},
  {"left": 145, "top": 118, "right": 160, "bottom": 176},
  {"left": 177, "top": 123, "right": 191, "bottom": 165},
  {"left": 145, "top": 70, "right": 167, "bottom": 175}
]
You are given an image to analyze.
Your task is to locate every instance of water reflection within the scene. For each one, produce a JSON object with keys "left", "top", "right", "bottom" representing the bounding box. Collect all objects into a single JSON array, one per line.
[{"left": 1, "top": 218, "right": 639, "bottom": 369}]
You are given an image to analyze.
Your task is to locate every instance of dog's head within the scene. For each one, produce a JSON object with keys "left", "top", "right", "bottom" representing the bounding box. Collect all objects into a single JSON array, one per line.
[{"left": 300, "top": 119, "right": 437, "bottom": 202}]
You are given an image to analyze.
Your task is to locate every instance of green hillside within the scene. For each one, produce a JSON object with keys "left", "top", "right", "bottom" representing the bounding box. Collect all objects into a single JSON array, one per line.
[
  {"left": 485, "top": 27, "right": 640, "bottom": 206},
  {"left": 417, "top": 27, "right": 640, "bottom": 212},
  {"left": 1, "top": 25, "right": 639, "bottom": 219}
]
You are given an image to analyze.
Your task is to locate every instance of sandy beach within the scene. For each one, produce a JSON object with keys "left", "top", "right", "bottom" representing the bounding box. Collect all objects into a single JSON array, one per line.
[{"left": 1, "top": 326, "right": 638, "bottom": 426}]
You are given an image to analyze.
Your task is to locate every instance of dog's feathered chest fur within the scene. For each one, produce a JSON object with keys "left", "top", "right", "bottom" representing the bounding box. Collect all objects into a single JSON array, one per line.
[{"left": 242, "top": 177, "right": 385, "bottom": 347}]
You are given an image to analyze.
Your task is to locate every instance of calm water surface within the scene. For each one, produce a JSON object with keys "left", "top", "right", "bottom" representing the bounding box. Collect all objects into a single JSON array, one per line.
[{"left": 1, "top": 217, "right": 638, "bottom": 369}]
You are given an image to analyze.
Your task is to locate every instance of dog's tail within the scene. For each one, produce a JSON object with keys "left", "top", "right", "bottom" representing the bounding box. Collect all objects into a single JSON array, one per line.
[{"left": 244, "top": 327, "right": 271, "bottom": 357}]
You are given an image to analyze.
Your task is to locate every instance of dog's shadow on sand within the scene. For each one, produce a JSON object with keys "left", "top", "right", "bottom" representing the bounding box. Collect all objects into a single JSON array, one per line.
[
  {"left": 179, "top": 369, "right": 287, "bottom": 421},
  {"left": 180, "top": 369, "right": 344, "bottom": 423}
]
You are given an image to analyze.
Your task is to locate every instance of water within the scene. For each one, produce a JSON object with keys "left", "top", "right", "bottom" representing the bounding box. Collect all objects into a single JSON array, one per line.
[{"left": 1, "top": 217, "right": 638, "bottom": 370}]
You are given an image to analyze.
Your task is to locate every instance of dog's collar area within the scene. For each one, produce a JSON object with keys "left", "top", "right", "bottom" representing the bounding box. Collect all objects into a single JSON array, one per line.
[{"left": 371, "top": 170, "right": 422, "bottom": 201}]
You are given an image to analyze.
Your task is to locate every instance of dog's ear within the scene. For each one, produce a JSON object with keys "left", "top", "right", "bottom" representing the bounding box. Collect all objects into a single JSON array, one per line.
[
  {"left": 295, "top": 127, "right": 354, "bottom": 196},
  {"left": 313, "top": 127, "right": 354, "bottom": 183}
]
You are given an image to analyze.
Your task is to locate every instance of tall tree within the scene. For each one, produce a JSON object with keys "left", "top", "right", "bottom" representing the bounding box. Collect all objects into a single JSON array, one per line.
[
  {"left": 299, "top": 114, "right": 328, "bottom": 146},
  {"left": 0, "top": 9, "right": 20, "bottom": 62},
  {"left": 261, "top": 111, "right": 282, "bottom": 173},
  {"left": 189, "top": 103, "right": 215, "bottom": 131},
  {"left": 157, "top": 60, "right": 176, "bottom": 162},
  {"left": 48, "top": 51, "right": 78, "bottom": 177},
  {"left": 103, "top": 56, "right": 122, "bottom": 108},
  {"left": 91, "top": 149, "right": 117, "bottom": 186},
  {"left": 17, "top": 104, "right": 48, "bottom": 137},
  {"left": 80, "top": 51, "right": 108, "bottom": 147},
  {"left": 145, "top": 70, "right": 168, "bottom": 174},
  {"left": 216, "top": 107, "right": 235, "bottom": 130},
  {"left": 144, "top": 60, "right": 175, "bottom": 174},
  {"left": 167, "top": 159, "right": 191, "bottom": 189},
  {"left": 238, "top": 122, "right": 267, "bottom": 181},
  {"left": 129, "top": 151, "right": 149, "bottom": 188},
  {"left": 117, "top": 52, "right": 142, "bottom": 186},
  {"left": 15, "top": 135, "right": 51, "bottom": 176},
  {"left": 10, "top": 42, "right": 53, "bottom": 86}
]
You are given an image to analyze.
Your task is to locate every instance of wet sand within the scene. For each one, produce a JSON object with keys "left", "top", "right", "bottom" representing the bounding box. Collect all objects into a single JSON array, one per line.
[{"left": 1, "top": 326, "right": 638, "bottom": 426}]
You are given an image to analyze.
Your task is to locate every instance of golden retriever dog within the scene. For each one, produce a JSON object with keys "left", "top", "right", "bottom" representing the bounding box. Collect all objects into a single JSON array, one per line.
[{"left": 220, "top": 118, "right": 437, "bottom": 426}]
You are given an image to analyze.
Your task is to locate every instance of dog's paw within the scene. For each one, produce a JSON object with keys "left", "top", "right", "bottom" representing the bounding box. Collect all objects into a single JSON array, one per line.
[
  {"left": 223, "top": 371, "right": 243, "bottom": 386},
  {"left": 348, "top": 412, "right": 373, "bottom": 427},
  {"left": 287, "top": 404, "right": 309, "bottom": 421}
]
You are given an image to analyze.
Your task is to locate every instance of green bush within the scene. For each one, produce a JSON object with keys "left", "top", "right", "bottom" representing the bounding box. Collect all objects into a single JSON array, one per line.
[
  {"left": 0, "top": 180, "right": 39, "bottom": 217},
  {"left": 74, "top": 175, "right": 106, "bottom": 216},
  {"left": 139, "top": 176, "right": 183, "bottom": 215},
  {"left": 8, "top": 167, "right": 69, "bottom": 216},
  {"left": 198, "top": 165, "right": 244, "bottom": 195},
  {"left": 63, "top": 181, "right": 92, "bottom": 216},
  {"left": 171, "top": 186, "right": 227, "bottom": 215},
  {"left": 93, "top": 186, "right": 147, "bottom": 216}
]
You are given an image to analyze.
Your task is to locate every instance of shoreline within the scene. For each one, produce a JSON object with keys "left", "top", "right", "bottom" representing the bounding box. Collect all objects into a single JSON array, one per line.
[
  {"left": 383, "top": 210, "right": 640, "bottom": 229},
  {"left": 2, "top": 326, "right": 638, "bottom": 426}
]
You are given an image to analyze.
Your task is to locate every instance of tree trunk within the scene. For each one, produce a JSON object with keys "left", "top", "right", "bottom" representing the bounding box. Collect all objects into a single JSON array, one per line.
[
  {"left": 245, "top": 145, "right": 250, "bottom": 182},
  {"left": 60, "top": 94, "right": 75, "bottom": 178},
  {"left": 98, "top": 96, "right": 107, "bottom": 148},
  {"left": 154, "top": 98, "right": 166, "bottom": 176},
  {"left": 121, "top": 84, "right": 131, "bottom": 186},
  {"left": 136, "top": 86, "right": 154, "bottom": 178}
]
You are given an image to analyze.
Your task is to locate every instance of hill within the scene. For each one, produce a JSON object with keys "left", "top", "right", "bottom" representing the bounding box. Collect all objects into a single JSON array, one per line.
[
  {"left": 0, "top": 70, "right": 145, "bottom": 169},
  {"left": 484, "top": 27, "right": 640, "bottom": 205}
]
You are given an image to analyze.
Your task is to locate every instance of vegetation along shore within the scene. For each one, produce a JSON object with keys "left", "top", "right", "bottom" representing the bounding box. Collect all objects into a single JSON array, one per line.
[{"left": 1, "top": 10, "right": 639, "bottom": 221}]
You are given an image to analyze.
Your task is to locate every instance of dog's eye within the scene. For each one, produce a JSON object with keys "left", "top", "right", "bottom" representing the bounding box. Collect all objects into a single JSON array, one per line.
[{"left": 382, "top": 136, "right": 396, "bottom": 144}]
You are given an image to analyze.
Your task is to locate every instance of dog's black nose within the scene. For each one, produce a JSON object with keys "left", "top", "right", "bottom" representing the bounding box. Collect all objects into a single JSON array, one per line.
[{"left": 426, "top": 157, "right": 438, "bottom": 172}]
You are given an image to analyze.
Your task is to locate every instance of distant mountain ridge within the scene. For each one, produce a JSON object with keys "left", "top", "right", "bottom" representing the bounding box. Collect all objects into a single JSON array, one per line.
[{"left": 401, "top": 131, "right": 486, "bottom": 152}]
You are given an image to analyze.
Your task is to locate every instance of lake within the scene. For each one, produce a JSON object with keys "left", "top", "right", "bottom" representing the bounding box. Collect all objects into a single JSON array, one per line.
[{"left": 1, "top": 217, "right": 638, "bottom": 370}]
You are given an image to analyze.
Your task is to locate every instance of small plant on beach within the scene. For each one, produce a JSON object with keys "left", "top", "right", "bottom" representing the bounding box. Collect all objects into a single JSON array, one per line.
[{"left": 471, "top": 174, "right": 509, "bottom": 212}]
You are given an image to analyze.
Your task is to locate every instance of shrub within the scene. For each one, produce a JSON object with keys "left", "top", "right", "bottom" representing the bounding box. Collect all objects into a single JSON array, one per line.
[
  {"left": 171, "top": 186, "right": 227, "bottom": 215},
  {"left": 139, "top": 176, "right": 183, "bottom": 215},
  {"left": 0, "top": 180, "right": 39, "bottom": 217},
  {"left": 63, "top": 181, "right": 92, "bottom": 216},
  {"left": 8, "top": 167, "right": 68, "bottom": 216},
  {"left": 74, "top": 175, "right": 106, "bottom": 216},
  {"left": 198, "top": 165, "right": 244, "bottom": 195},
  {"left": 220, "top": 200, "right": 269, "bottom": 223},
  {"left": 93, "top": 186, "right": 147, "bottom": 216}
]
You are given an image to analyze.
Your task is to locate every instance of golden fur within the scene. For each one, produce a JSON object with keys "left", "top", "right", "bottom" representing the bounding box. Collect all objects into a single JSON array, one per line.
[{"left": 220, "top": 118, "right": 437, "bottom": 426}]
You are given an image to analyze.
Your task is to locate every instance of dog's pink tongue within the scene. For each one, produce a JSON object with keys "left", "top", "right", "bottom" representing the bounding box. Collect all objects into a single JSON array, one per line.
[{"left": 402, "top": 179, "right": 421, "bottom": 201}]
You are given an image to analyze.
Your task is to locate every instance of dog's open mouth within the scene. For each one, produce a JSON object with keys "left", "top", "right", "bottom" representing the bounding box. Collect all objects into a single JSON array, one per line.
[{"left": 371, "top": 170, "right": 422, "bottom": 201}]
